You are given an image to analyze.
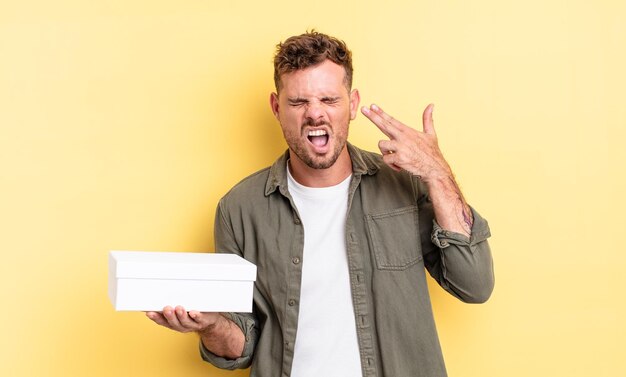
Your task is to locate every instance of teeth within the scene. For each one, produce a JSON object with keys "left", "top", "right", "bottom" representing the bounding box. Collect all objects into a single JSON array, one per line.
[{"left": 308, "top": 130, "right": 328, "bottom": 136}]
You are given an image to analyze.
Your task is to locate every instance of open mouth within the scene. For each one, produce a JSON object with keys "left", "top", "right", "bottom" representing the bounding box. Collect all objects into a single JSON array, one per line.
[{"left": 307, "top": 129, "right": 329, "bottom": 148}]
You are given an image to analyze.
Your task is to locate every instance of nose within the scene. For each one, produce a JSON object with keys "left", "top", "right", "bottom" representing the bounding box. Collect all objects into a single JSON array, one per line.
[{"left": 304, "top": 101, "right": 324, "bottom": 122}]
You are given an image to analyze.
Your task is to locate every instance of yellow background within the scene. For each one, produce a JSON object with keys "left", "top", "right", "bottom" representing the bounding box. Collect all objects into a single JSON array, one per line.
[{"left": 1, "top": 1, "right": 625, "bottom": 376}]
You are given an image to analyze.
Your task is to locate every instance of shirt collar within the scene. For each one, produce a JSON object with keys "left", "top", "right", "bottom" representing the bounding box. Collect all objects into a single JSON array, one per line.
[{"left": 264, "top": 143, "right": 381, "bottom": 196}]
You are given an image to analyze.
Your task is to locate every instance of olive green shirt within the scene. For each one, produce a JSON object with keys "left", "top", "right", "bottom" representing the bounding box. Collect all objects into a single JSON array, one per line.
[{"left": 201, "top": 143, "right": 494, "bottom": 377}]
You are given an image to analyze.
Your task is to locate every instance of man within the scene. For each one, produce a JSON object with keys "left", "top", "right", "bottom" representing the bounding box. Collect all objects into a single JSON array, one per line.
[{"left": 147, "top": 31, "right": 494, "bottom": 377}]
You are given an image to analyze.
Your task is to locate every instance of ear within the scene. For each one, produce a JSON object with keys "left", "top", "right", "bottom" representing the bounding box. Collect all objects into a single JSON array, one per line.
[
  {"left": 270, "top": 92, "right": 280, "bottom": 120},
  {"left": 349, "top": 89, "right": 361, "bottom": 120}
]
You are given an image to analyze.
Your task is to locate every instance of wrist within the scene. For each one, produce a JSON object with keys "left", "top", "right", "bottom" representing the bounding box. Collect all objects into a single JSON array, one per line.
[
  {"left": 197, "top": 314, "right": 245, "bottom": 360},
  {"left": 412, "top": 158, "right": 452, "bottom": 183},
  {"left": 421, "top": 169, "right": 453, "bottom": 186},
  {"left": 197, "top": 313, "right": 224, "bottom": 337}
]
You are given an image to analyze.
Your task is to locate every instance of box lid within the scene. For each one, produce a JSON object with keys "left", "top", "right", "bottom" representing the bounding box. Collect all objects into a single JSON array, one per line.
[{"left": 110, "top": 251, "right": 256, "bottom": 281}]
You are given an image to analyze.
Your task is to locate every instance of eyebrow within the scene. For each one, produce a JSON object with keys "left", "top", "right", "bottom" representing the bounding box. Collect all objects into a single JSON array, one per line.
[
  {"left": 287, "top": 97, "right": 308, "bottom": 103},
  {"left": 287, "top": 96, "right": 341, "bottom": 103}
]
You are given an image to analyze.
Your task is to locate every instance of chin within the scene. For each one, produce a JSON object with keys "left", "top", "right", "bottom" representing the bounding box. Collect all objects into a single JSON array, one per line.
[
  {"left": 305, "top": 151, "right": 343, "bottom": 170},
  {"left": 289, "top": 139, "right": 346, "bottom": 170}
]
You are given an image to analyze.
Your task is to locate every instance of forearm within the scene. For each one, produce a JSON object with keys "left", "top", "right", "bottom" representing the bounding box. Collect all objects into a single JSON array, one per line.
[
  {"left": 199, "top": 314, "right": 245, "bottom": 360},
  {"left": 425, "top": 174, "right": 473, "bottom": 237},
  {"left": 423, "top": 207, "right": 494, "bottom": 303},
  {"left": 206, "top": 204, "right": 258, "bottom": 368}
]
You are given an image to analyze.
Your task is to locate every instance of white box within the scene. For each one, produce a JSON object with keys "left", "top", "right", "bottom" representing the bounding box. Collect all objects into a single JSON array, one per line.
[{"left": 108, "top": 251, "right": 256, "bottom": 312}]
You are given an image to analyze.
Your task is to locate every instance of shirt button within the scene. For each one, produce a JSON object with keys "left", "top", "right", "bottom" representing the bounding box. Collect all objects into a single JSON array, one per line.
[
  {"left": 294, "top": 218, "right": 301, "bottom": 225},
  {"left": 359, "top": 315, "right": 368, "bottom": 327},
  {"left": 292, "top": 257, "right": 300, "bottom": 265},
  {"left": 288, "top": 299, "right": 296, "bottom": 306}
]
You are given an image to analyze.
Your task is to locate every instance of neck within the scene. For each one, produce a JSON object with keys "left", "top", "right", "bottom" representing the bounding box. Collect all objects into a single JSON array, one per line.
[{"left": 288, "top": 147, "right": 352, "bottom": 188}]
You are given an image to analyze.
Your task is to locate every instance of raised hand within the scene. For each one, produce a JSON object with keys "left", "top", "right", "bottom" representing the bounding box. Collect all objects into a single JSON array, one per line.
[
  {"left": 361, "top": 103, "right": 473, "bottom": 236},
  {"left": 360, "top": 103, "right": 452, "bottom": 181}
]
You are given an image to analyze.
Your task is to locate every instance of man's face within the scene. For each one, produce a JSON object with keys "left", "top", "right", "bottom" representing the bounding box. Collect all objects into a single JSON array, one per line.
[{"left": 270, "top": 60, "right": 360, "bottom": 170}]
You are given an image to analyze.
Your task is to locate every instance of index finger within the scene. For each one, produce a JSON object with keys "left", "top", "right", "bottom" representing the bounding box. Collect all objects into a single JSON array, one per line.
[
  {"left": 146, "top": 311, "right": 167, "bottom": 325},
  {"left": 361, "top": 104, "right": 403, "bottom": 140},
  {"left": 174, "top": 306, "right": 203, "bottom": 329}
]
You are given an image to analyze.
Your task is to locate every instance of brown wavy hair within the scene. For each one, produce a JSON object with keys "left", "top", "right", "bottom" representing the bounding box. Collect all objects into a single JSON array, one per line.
[{"left": 273, "top": 31, "right": 353, "bottom": 92}]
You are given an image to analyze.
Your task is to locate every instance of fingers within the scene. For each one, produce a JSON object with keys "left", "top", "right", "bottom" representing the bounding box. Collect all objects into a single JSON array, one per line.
[
  {"left": 378, "top": 139, "right": 395, "bottom": 155},
  {"left": 146, "top": 306, "right": 206, "bottom": 333},
  {"left": 363, "top": 103, "right": 436, "bottom": 137},
  {"left": 376, "top": 140, "right": 400, "bottom": 171},
  {"left": 360, "top": 101, "right": 440, "bottom": 176},
  {"left": 162, "top": 306, "right": 186, "bottom": 331},
  {"left": 146, "top": 311, "right": 168, "bottom": 326},
  {"left": 422, "top": 103, "right": 436, "bottom": 135},
  {"left": 381, "top": 154, "right": 403, "bottom": 172},
  {"left": 361, "top": 104, "right": 404, "bottom": 140},
  {"left": 173, "top": 305, "right": 199, "bottom": 329},
  {"left": 188, "top": 310, "right": 216, "bottom": 329}
]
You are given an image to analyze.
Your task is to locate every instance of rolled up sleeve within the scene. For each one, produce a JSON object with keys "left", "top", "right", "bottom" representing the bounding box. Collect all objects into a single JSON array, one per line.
[
  {"left": 199, "top": 200, "right": 260, "bottom": 369},
  {"left": 199, "top": 312, "right": 258, "bottom": 370},
  {"left": 425, "top": 207, "right": 495, "bottom": 303}
]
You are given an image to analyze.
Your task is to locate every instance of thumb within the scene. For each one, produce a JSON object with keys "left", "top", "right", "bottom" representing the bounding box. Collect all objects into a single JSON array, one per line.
[
  {"left": 190, "top": 311, "right": 221, "bottom": 328},
  {"left": 422, "top": 103, "right": 436, "bottom": 135}
]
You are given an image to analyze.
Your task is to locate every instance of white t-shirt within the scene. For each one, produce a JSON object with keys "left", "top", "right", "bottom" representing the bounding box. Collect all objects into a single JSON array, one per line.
[{"left": 287, "top": 167, "right": 362, "bottom": 377}]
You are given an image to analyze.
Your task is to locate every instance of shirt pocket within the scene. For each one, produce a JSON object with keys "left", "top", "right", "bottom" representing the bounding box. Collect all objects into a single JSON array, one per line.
[{"left": 365, "top": 205, "right": 423, "bottom": 270}]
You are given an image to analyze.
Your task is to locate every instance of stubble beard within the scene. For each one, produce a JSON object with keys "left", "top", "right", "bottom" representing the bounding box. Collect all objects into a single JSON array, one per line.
[{"left": 285, "top": 120, "right": 348, "bottom": 170}]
